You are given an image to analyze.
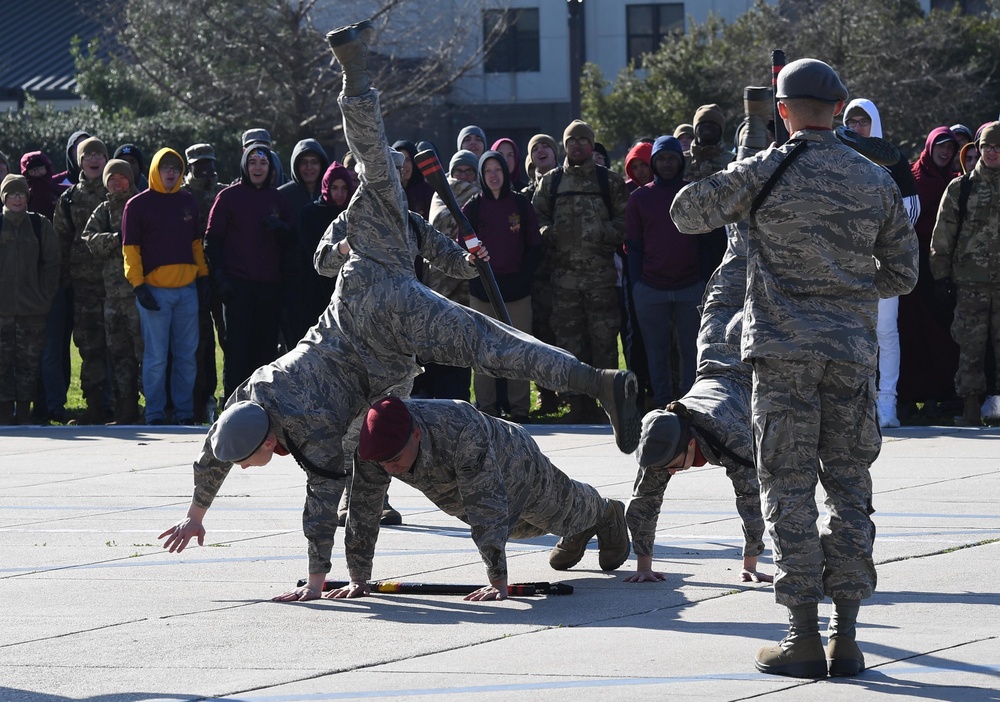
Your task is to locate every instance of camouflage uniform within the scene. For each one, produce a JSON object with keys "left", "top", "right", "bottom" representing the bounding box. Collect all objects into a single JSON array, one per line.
[
  {"left": 54, "top": 176, "right": 110, "bottom": 412},
  {"left": 531, "top": 159, "right": 629, "bottom": 373},
  {"left": 0, "top": 210, "right": 60, "bottom": 404},
  {"left": 671, "top": 129, "right": 919, "bottom": 607},
  {"left": 345, "top": 399, "right": 607, "bottom": 582},
  {"left": 627, "top": 222, "right": 765, "bottom": 560},
  {"left": 929, "top": 160, "right": 1000, "bottom": 397},
  {"left": 183, "top": 175, "right": 227, "bottom": 420},
  {"left": 684, "top": 144, "right": 735, "bottom": 182},
  {"left": 193, "top": 89, "right": 608, "bottom": 575},
  {"left": 82, "top": 191, "right": 142, "bottom": 419}
]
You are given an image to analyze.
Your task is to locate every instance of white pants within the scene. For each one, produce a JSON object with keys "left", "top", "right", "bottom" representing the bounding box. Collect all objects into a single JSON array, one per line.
[{"left": 877, "top": 296, "right": 899, "bottom": 400}]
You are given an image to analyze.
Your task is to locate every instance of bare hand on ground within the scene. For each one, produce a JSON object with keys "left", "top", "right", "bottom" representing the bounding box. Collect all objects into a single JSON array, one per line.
[{"left": 157, "top": 518, "right": 205, "bottom": 553}]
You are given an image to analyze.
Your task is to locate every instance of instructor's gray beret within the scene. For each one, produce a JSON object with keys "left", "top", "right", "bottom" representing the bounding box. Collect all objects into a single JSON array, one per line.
[
  {"left": 210, "top": 401, "right": 270, "bottom": 462},
  {"left": 636, "top": 410, "right": 684, "bottom": 468},
  {"left": 776, "top": 58, "right": 848, "bottom": 104}
]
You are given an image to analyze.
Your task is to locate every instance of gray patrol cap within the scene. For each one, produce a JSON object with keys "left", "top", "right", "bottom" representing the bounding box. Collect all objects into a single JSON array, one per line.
[
  {"left": 185, "top": 143, "right": 216, "bottom": 164},
  {"left": 242, "top": 128, "right": 272, "bottom": 147},
  {"left": 210, "top": 401, "right": 270, "bottom": 462},
  {"left": 776, "top": 58, "right": 848, "bottom": 104},
  {"left": 636, "top": 410, "right": 684, "bottom": 468}
]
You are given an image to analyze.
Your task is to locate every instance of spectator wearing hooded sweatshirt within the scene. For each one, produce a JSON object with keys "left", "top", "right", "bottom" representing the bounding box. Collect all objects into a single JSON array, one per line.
[
  {"left": 842, "top": 98, "right": 921, "bottom": 429},
  {"left": 624, "top": 141, "right": 653, "bottom": 193},
  {"left": 492, "top": 138, "right": 526, "bottom": 192},
  {"left": 114, "top": 144, "right": 149, "bottom": 192},
  {"left": 206, "top": 144, "right": 294, "bottom": 400},
  {"left": 460, "top": 150, "right": 544, "bottom": 421},
  {"left": 898, "top": 127, "right": 961, "bottom": 419},
  {"left": 456, "top": 125, "right": 487, "bottom": 160},
  {"left": 684, "top": 104, "right": 734, "bottom": 182},
  {"left": 81, "top": 159, "right": 143, "bottom": 425},
  {"left": 53, "top": 130, "right": 90, "bottom": 187},
  {"left": 0, "top": 174, "right": 60, "bottom": 425},
  {"left": 626, "top": 136, "right": 702, "bottom": 407},
  {"left": 20, "top": 151, "right": 66, "bottom": 221},
  {"left": 54, "top": 136, "right": 111, "bottom": 425},
  {"left": 288, "top": 161, "right": 356, "bottom": 345},
  {"left": 122, "top": 148, "right": 209, "bottom": 425}
]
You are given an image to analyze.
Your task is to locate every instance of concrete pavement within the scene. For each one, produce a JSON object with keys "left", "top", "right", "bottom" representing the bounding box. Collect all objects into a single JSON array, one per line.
[{"left": 1, "top": 422, "right": 998, "bottom": 701}]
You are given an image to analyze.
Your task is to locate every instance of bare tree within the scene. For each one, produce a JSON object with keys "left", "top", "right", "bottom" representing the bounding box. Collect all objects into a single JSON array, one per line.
[{"left": 83, "top": 0, "right": 510, "bottom": 149}]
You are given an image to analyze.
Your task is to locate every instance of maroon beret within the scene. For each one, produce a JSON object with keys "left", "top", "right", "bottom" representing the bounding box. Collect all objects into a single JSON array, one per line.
[{"left": 358, "top": 396, "right": 413, "bottom": 462}]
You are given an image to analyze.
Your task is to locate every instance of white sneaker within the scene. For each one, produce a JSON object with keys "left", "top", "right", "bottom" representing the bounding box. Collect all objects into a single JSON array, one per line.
[
  {"left": 877, "top": 397, "right": 900, "bottom": 429},
  {"left": 981, "top": 395, "right": 1000, "bottom": 420}
]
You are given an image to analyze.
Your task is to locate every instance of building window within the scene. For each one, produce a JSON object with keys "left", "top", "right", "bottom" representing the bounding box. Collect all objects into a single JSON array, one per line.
[
  {"left": 483, "top": 8, "right": 540, "bottom": 73},
  {"left": 627, "top": 3, "right": 685, "bottom": 67},
  {"left": 930, "top": 0, "right": 990, "bottom": 14}
]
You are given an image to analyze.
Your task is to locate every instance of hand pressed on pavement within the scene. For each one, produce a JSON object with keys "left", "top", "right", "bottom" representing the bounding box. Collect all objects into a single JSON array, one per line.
[
  {"left": 325, "top": 581, "right": 371, "bottom": 599},
  {"left": 158, "top": 517, "right": 205, "bottom": 553}
]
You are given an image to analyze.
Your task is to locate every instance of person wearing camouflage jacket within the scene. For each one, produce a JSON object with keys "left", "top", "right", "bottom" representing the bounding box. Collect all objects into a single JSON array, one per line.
[
  {"left": 671, "top": 59, "right": 919, "bottom": 679},
  {"left": 158, "top": 21, "right": 640, "bottom": 604},
  {"left": 53, "top": 137, "right": 110, "bottom": 424},
  {"left": 625, "top": 220, "right": 768, "bottom": 585},
  {"left": 531, "top": 119, "right": 629, "bottom": 421},
  {"left": 81, "top": 160, "right": 142, "bottom": 425},
  {"left": 332, "top": 397, "right": 629, "bottom": 602},
  {"left": 930, "top": 121, "right": 1000, "bottom": 424}
]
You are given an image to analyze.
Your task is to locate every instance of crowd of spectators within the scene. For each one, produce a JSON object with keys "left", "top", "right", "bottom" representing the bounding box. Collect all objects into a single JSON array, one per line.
[{"left": 1, "top": 107, "right": 997, "bottom": 426}]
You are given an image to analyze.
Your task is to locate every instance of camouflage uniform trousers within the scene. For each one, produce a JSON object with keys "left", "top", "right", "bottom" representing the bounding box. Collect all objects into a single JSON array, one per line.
[
  {"left": 550, "top": 283, "right": 621, "bottom": 378},
  {"left": 104, "top": 296, "right": 143, "bottom": 413},
  {"left": 72, "top": 282, "right": 108, "bottom": 407},
  {"left": 0, "top": 315, "right": 47, "bottom": 402},
  {"left": 751, "top": 357, "right": 880, "bottom": 607},
  {"left": 626, "top": 370, "right": 765, "bottom": 560},
  {"left": 951, "top": 282, "right": 1000, "bottom": 397},
  {"left": 333, "top": 90, "right": 600, "bottom": 401}
]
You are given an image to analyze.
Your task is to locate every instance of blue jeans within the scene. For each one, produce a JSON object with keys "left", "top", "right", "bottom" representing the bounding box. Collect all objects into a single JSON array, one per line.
[
  {"left": 137, "top": 284, "right": 199, "bottom": 422},
  {"left": 632, "top": 279, "right": 704, "bottom": 407}
]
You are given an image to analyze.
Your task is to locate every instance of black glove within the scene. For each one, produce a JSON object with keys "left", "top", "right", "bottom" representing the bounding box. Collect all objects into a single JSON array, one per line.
[
  {"left": 212, "top": 270, "right": 234, "bottom": 304},
  {"left": 196, "top": 276, "right": 211, "bottom": 307},
  {"left": 134, "top": 284, "right": 161, "bottom": 311}
]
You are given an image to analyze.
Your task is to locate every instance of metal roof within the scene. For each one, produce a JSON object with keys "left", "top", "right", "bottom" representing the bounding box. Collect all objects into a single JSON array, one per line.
[{"left": 0, "top": 0, "right": 114, "bottom": 99}]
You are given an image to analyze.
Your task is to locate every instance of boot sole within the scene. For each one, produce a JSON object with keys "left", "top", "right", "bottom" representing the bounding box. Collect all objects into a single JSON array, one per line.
[
  {"left": 604, "top": 372, "right": 640, "bottom": 454},
  {"left": 828, "top": 658, "right": 864, "bottom": 677},
  {"left": 597, "top": 500, "right": 631, "bottom": 571},
  {"left": 326, "top": 20, "right": 373, "bottom": 47},
  {"left": 755, "top": 659, "right": 828, "bottom": 678}
]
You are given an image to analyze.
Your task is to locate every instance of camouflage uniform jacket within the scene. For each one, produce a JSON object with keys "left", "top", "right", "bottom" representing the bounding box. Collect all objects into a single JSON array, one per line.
[
  {"left": 53, "top": 175, "right": 109, "bottom": 292},
  {"left": 531, "top": 157, "right": 628, "bottom": 290},
  {"left": 930, "top": 160, "right": 1000, "bottom": 285},
  {"left": 671, "top": 129, "right": 919, "bottom": 366},
  {"left": 0, "top": 209, "right": 60, "bottom": 317},
  {"left": 81, "top": 190, "right": 136, "bottom": 300},
  {"left": 424, "top": 176, "right": 480, "bottom": 304},
  {"left": 182, "top": 177, "right": 226, "bottom": 236},
  {"left": 684, "top": 143, "right": 736, "bottom": 182},
  {"left": 346, "top": 399, "right": 559, "bottom": 582}
]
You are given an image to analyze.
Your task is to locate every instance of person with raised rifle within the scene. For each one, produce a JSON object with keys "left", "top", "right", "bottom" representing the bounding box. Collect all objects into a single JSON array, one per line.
[
  {"left": 671, "top": 58, "right": 918, "bottom": 679},
  {"left": 157, "top": 19, "right": 641, "bottom": 603},
  {"left": 329, "top": 396, "right": 630, "bottom": 602}
]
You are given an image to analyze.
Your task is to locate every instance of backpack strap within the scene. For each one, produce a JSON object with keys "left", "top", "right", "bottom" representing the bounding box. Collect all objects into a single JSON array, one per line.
[
  {"left": 548, "top": 164, "right": 615, "bottom": 219},
  {"left": 750, "top": 139, "right": 809, "bottom": 218}
]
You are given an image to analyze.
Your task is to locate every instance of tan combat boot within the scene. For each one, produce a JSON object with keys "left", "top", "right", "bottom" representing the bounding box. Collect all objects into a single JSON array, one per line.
[
  {"left": 549, "top": 527, "right": 596, "bottom": 570},
  {"left": 326, "top": 20, "right": 374, "bottom": 97},
  {"left": 755, "top": 604, "right": 828, "bottom": 678},
  {"left": 595, "top": 499, "right": 630, "bottom": 571}
]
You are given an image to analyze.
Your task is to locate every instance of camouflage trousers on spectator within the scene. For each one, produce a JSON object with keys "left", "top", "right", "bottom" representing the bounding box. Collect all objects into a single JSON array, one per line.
[
  {"left": 0, "top": 315, "right": 47, "bottom": 402},
  {"left": 952, "top": 282, "right": 1000, "bottom": 397},
  {"left": 104, "top": 296, "right": 142, "bottom": 417},
  {"left": 751, "top": 357, "right": 880, "bottom": 607},
  {"left": 550, "top": 284, "right": 621, "bottom": 379},
  {"left": 73, "top": 284, "right": 109, "bottom": 408}
]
